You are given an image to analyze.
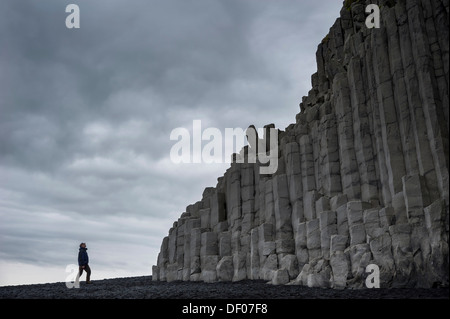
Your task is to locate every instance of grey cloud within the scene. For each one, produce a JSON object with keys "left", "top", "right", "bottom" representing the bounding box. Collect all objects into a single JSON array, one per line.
[{"left": 0, "top": 0, "right": 342, "bottom": 285}]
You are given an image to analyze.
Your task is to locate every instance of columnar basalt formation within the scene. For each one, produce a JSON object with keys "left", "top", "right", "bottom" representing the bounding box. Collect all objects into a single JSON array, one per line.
[{"left": 152, "top": 0, "right": 449, "bottom": 288}]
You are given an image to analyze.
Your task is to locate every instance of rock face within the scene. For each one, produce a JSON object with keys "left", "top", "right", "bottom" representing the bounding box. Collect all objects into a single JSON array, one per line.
[{"left": 153, "top": 0, "right": 449, "bottom": 288}]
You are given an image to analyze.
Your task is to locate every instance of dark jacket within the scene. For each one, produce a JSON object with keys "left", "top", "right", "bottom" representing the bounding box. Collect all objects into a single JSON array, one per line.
[{"left": 78, "top": 247, "right": 89, "bottom": 266}]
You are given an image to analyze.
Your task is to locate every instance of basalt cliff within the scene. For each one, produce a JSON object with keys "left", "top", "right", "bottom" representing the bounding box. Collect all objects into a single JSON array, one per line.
[{"left": 152, "top": 0, "right": 449, "bottom": 288}]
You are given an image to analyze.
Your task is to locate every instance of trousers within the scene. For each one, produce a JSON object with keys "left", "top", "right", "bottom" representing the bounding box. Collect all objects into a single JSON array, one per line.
[{"left": 78, "top": 264, "right": 91, "bottom": 282}]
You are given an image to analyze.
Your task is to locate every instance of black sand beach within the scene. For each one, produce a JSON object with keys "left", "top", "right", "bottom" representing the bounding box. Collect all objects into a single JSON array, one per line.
[{"left": 0, "top": 276, "right": 448, "bottom": 299}]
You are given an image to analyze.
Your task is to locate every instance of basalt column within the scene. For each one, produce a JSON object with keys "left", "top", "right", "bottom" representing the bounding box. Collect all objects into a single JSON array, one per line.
[{"left": 153, "top": 0, "right": 449, "bottom": 288}]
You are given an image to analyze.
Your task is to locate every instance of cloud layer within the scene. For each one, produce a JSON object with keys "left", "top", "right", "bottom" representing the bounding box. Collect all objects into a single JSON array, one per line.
[{"left": 0, "top": 0, "right": 342, "bottom": 285}]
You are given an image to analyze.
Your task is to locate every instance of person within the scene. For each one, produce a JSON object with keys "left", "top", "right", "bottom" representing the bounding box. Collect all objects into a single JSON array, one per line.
[{"left": 78, "top": 242, "right": 92, "bottom": 284}]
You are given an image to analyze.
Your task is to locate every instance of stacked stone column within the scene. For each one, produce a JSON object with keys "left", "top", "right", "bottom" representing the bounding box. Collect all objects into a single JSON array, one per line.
[{"left": 153, "top": 0, "right": 449, "bottom": 288}]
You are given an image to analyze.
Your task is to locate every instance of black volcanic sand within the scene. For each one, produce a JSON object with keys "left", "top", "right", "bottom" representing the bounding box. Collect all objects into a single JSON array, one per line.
[{"left": 0, "top": 276, "right": 448, "bottom": 299}]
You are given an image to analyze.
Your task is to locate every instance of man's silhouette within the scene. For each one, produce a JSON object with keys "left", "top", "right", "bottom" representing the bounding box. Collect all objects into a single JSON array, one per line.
[{"left": 78, "top": 242, "right": 92, "bottom": 284}]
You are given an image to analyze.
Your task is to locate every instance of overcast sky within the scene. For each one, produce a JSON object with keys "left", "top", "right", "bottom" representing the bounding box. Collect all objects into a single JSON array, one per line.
[{"left": 0, "top": 0, "right": 342, "bottom": 286}]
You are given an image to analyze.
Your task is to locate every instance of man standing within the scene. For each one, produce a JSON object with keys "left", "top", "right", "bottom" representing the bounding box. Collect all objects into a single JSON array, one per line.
[{"left": 78, "top": 242, "right": 92, "bottom": 284}]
